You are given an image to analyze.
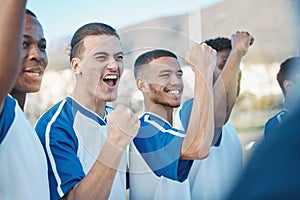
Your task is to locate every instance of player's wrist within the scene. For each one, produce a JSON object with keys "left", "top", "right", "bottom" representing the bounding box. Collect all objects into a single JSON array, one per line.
[{"left": 231, "top": 48, "right": 245, "bottom": 58}]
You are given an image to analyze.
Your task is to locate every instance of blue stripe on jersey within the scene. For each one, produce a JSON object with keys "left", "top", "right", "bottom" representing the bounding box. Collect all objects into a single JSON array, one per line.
[
  {"left": 134, "top": 112, "right": 193, "bottom": 182},
  {"left": 35, "top": 97, "right": 112, "bottom": 200},
  {"left": 0, "top": 95, "right": 16, "bottom": 144},
  {"left": 179, "top": 98, "right": 222, "bottom": 146}
]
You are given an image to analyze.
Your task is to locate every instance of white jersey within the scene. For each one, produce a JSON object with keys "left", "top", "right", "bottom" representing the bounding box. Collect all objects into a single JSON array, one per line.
[
  {"left": 175, "top": 98, "right": 243, "bottom": 199},
  {"left": 129, "top": 143, "right": 191, "bottom": 200},
  {"left": 35, "top": 97, "right": 126, "bottom": 200},
  {"left": 0, "top": 95, "right": 49, "bottom": 200},
  {"left": 189, "top": 121, "right": 243, "bottom": 200}
]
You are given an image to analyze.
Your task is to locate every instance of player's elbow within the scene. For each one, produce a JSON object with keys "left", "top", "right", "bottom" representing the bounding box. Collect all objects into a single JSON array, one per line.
[
  {"left": 181, "top": 144, "right": 210, "bottom": 160},
  {"left": 196, "top": 147, "right": 210, "bottom": 159}
]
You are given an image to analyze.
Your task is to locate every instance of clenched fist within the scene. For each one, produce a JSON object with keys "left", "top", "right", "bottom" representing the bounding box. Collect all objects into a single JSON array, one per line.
[
  {"left": 185, "top": 42, "right": 217, "bottom": 77},
  {"left": 231, "top": 31, "right": 254, "bottom": 56},
  {"left": 107, "top": 104, "right": 140, "bottom": 149}
]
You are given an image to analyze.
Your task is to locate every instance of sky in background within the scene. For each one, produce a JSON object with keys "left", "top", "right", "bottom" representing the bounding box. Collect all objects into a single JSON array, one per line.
[{"left": 26, "top": 0, "right": 222, "bottom": 46}]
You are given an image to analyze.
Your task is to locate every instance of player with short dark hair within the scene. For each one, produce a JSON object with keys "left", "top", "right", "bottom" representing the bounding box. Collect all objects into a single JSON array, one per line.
[
  {"left": 10, "top": 9, "right": 48, "bottom": 110},
  {"left": 35, "top": 22, "right": 140, "bottom": 200},
  {"left": 176, "top": 32, "right": 254, "bottom": 199},
  {"left": 130, "top": 44, "right": 216, "bottom": 199},
  {"left": 264, "top": 56, "right": 300, "bottom": 139},
  {"left": 0, "top": 1, "right": 50, "bottom": 199}
]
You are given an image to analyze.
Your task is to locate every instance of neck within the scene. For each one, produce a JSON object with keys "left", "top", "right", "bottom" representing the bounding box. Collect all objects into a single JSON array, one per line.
[
  {"left": 145, "top": 102, "right": 174, "bottom": 125},
  {"left": 283, "top": 94, "right": 298, "bottom": 111},
  {"left": 10, "top": 88, "right": 26, "bottom": 110},
  {"left": 71, "top": 85, "right": 106, "bottom": 118}
]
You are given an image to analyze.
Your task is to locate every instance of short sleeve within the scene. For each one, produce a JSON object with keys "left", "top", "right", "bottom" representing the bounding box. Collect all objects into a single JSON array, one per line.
[
  {"left": 134, "top": 114, "right": 193, "bottom": 182},
  {"left": 35, "top": 104, "right": 85, "bottom": 200},
  {"left": 47, "top": 125, "right": 85, "bottom": 198},
  {"left": 178, "top": 98, "right": 194, "bottom": 131}
]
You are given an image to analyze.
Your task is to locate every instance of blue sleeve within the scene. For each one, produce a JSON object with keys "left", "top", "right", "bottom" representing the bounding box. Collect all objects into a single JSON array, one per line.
[
  {"left": 179, "top": 99, "right": 193, "bottom": 131},
  {"left": 0, "top": 96, "right": 15, "bottom": 144},
  {"left": 35, "top": 110, "right": 85, "bottom": 199},
  {"left": 134, "top": 117, "right": 193, "bottom": 182},
  {"left": 180, "top": 98, "right": 222, "bottom": 146}
]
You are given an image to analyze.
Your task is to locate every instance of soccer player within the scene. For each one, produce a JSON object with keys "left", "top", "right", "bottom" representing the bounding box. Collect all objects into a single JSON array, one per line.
[
  {"left": 10, "top": 9, "right": 48, "bottom": 110},
  {"left": 35, "top": 22, "right": 140, "bottom": 200},
  {"left": 264, "top": 57, "right": 300, "bottom": 139},
  {"left": 0, "top": 1, "right": 50, "bottom": 199},
  {"left": 176, "top": 32, "right": 254, "bottom": 199},
  {"left": 130, "top": 44, "right": 216, "bottom": 199}
]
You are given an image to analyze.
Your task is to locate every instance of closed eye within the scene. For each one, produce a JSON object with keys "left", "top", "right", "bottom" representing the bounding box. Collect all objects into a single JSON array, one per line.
[
  {"left": 96, "top": 56, "right": 108, "bottom": 62},
  {"left": 115, "top": 54, "right": 124, "bottom": 62},
  {"left": 159, "top": 73, "right": 170, "bottom": 78}
]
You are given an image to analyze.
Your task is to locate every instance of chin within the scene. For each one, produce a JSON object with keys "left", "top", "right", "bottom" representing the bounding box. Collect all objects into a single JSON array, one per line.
[
  {"left": 27, "top": 86, "right": 41, "bottom": 93},
  {"left": 163, "top": 102, "right": 181, "bottom": 108},
  {"left": 13, "top": 85, "right": 40, "bottom": 94},
  {"left": 103, "top": 95, "right": 117, "bottom": 102},
  {"left": 173, "top": 104, "right": 181, "bottom": 108}
]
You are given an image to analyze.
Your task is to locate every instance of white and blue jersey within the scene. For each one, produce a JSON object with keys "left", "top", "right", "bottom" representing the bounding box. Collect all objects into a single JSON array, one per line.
[
  {"left": 175, "top": 98, "right": 243, "bottom": 200},
  {"left": 129, "top": 112, "right": 192, "bottom": 200},
  {"left": 35, "top": 97, "right": 126, "bottom": 200},
  {"left": 133, "top": 112, "right": 193, "bottom": 182},
  {"left": 264, "top": 109, "right": 289, "bottom": 140},
  {"left": 0, "top": 95, "right": 49, "bottom": 200}
]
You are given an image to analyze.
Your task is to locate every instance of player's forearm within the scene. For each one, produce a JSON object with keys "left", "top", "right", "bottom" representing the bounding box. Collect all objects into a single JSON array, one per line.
[
  {"left": 181, "top": 73, "right": 214, "bottom": 159},
  {"left": 0, "top": 0, "right": 27, "bottom": 105},
  {"left": 63, "top": 140, "right": 124, "bottom": 200},
  {"left": 213, "top": 49, "right": 242, "bottom": 127}
]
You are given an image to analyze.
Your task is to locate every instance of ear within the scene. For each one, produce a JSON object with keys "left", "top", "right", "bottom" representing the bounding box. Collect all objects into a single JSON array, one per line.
[
  {"left": 136, "top": 77, "right": 147, "bottom": 92},
  {"left": 71, "top": 58, "right": 82, "bottom": 75},
  {"left": 283, "top": 80, "right": 294, "bottom": 94}
]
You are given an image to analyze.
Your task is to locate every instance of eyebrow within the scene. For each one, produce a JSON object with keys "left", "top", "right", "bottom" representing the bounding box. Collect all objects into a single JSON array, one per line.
[
  {"left": 93, "top": 51, "right": 124, "bottom": 57},
  {"left": 23, "top": 34, "right": 47, "bottom": 43},
  {"left": 159, "top": 69, "right": 183, "bottom": 74}
]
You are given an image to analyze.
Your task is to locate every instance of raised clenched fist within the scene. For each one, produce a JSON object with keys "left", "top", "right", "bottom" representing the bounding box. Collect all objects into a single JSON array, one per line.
[
  {"left": 186, "top": 42, "right": 217, "bottom": 77},
  {"left": 107, "top": 104, "right": 140, "bottom": 149},
  {"left": 231, "top": 31, "right": 254, "bottom": 56}
]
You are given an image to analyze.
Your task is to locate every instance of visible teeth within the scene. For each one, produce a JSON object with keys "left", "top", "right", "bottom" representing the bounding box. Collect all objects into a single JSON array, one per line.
[
  {"left": 104, "top": 75, "right": 117, "bottom": 80},
  {"left": 169, "top": 90, "right": 180, "bottom": 94},
  {"left": 31, "top": 72, "right": 40, "bottom": 76},
  {"left": 25, "top": 70, "right": 41, "bottom": 76}
]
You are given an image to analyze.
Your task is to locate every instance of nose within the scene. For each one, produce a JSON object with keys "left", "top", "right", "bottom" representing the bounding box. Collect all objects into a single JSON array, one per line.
[
  {"left": 107, "top": 58, "right": 121, "bottom": 74},
  {"left": 29, "top": 45, "right": 47, "bottom": 66}
]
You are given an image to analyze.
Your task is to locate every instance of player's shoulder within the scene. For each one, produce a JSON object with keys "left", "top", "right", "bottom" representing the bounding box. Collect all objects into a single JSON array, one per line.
[
  {"left": 264, "top": 109, "right": 289, "bottom": 138},
  {"left": 35, "top": 98, "right": 73, "bottom": 131},
  {"left": 266, "top": 109, "right": 289, "bottom": 125},
  {"left": 0, "top": 95, "right": 17, "bottom": 144}
]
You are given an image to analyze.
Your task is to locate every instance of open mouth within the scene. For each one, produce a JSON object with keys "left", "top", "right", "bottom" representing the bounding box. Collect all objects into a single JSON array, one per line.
[
  {"left": 103, "top": 74, "right": 118, "bottom": 87},
  {"left": 167, "top": 89, "right": 181, "bottom": 95},
  {"left": 23, "top": 69, "right": 43, "bottom": 76}
]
